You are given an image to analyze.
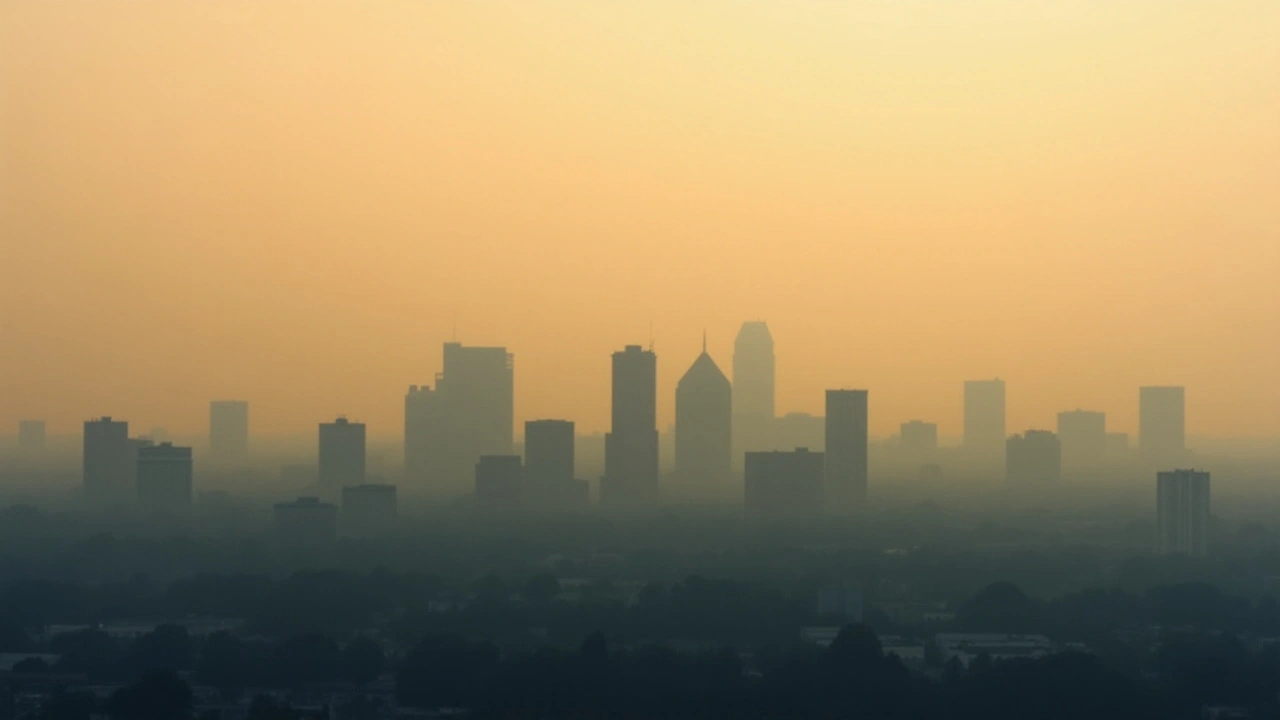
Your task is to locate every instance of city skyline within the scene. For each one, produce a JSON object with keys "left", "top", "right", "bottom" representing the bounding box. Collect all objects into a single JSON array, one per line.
[{"left": 2, "top": 3, "right": 1277, "bottom": 441}]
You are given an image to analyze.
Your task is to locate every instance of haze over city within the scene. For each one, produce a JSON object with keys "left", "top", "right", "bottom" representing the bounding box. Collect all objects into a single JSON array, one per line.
[
  {"left": 1, "top": 3, "right": 1279, "bottom": 720},
  {"left": 2, "top": 1, "right": 1278, "bottom": 439}
]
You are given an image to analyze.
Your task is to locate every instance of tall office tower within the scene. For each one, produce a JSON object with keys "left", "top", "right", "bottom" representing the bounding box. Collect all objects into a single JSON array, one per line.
[
  {"left": 319, "top": 417, "right": 366, "bottom": 491},
  {"left": 744, "top": 448, "right": 824, "bottom": 517},
  {"left": 964, "top": 378, "right": 1006, "bottom": 463},
  {"left": 209, "top": 400, "right": 249, "bottom": 460},
  {"left": 410, "top": 343, "right": 514, "bottom": 490},
  {"left": 675, "top": 338, "right": 732, "bottom": 489},
  {"left": 341, "top": 484, "right": 398, "bottom": 535},
  {"left": 899, "top": 420, "right": 938, "bottom": 456},
  {"left": 825, "top": 390, "right": 869, "bottom": 508},
  {"left": 137, "top": 443, "right": 193, "bottom": 514},
  {"left": 1005, "top": 430, "right": 1061, "bottom": 484},
  {"left": 475, "top": 455, "right": 524, "bottom": 510},
  {"left": 1140, "top": 386, "right": 1186, "bottom": 465},
  {"left": 1056, "top": 410, "right": 1107, "bottom": 470},
  {"left": 1157, "top": 469, "right": 1210, "bottom": 556},
  {"left": 17, "top": 421, "right": 45, "bottom": 452},
  {"left": 403, "top": 384, "right": 442, "bottom": 485},
  {"left": 732, "top": 321, "right": 775, "bottom": 459},
  {"left": 603, "top": 345, "right": 659, "bottom": 507},
  {"left": 83, "top": 417, "right": 130, "bottom": 506},
  {"left": 525, "top": 420, "right": 583, "bottom": 508}
]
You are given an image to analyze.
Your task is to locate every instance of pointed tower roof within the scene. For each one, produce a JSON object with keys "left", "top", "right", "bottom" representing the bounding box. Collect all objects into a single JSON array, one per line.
[{"left": 678, "top": 344, "right": 730, "bottom": 391}]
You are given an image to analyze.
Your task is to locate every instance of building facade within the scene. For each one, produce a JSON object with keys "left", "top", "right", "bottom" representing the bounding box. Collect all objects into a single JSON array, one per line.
[
  {"left": 1157, "top": 469, "right": 1210, "bottom": 556},
  {"left": 825, "top": 390, "right": 869, "bottom": 508},
  {"left": 602, "top": 345, "right": 659, "bottom": 507}
]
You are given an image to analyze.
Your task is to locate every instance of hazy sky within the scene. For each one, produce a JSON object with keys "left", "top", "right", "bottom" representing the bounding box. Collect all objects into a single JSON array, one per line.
[{"left": 2, "top": 1, "right": 1277, "bottom": 440}]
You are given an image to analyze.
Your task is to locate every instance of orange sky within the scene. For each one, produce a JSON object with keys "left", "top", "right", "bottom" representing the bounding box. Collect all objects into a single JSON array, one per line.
[{"left": 1, "top": 1, "right": 1278, "bottom": 440}]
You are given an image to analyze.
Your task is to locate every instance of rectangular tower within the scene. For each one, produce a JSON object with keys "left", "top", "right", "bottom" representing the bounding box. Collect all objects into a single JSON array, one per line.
[
  {"left": 603, "top": 345, "right": 659, "bottom": 507},
  {"left": 137, "top": 443, "right": 194, "bottom": 513},
  {"left": 1157, "top": 469, "right": 1210, "bottom": 556},
  {"left": 319, "top": 417, "right": 366, "bottom": 492},
  {"left": 824, "top": 390, "right": 869, "bottom": 508},
  {"left": 83, "top": 417, "right": 130, "bottom": 506},
  {"left": 744, "top": 448, "right": 824, "bottom": 517},
  {"left": 1006, "top": 430, "right": 1061, "bottom": 484}
]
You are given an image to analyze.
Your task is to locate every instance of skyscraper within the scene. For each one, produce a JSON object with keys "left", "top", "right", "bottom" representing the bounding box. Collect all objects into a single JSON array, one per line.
[
  {"left": 83, "top": 417, "right": 130, "bottom": 506},
  {"left": 602, "top": 345, "right": 658, "bottom": 507},
  {"left": 1140, "top": 386, "right": 1186, "bottom": 465},
  {"left": 733, "top": 321, "right": 775, "bottom": 459},
  {"left": 403, "top": 384, "right": 441, "bottom": 486},
  {"left": 744, "top": 448, "right": 824, "bottom": 517},
  {"left": 964, "top": 378, "right": 1006, "bottom": 460},
  {"left": 17, "top": 420, "right": 45, "bottom": 452},
  {"left": 525, "top": 419, "right": 585, "bottom": 509},
  {"left": 319, "top": 417, "right": 366, "bottom": 491},
  {"left": 475, "top": 454, "right": 524, "bottom": 510},
  {"left": 137, "top": 442, "right": 194, "bottom": 514},
  {"left": 404, "top": 343, "right": 514, "bottom": 491},
  {"left": 825, "top": 390, "right": 869, "bottom": 508},
  {"left": 1157, "top": 469, "right": 1210, "bottom": 556},
  {"left": 209, "top": 400, "right": 249, "bottom": 461},
  {"left": 675, "top": 336, "right": 732, "bottom": 490},
  {"left": 1006, "top": 431, "right": 1061, "bottom": 485},
  {"left": 1056, "top": 410, "right": 1106, "bottom": 470}
]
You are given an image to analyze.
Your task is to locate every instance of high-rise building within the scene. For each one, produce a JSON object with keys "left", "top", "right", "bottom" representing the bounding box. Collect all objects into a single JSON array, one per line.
[
  {"left": 1006, "top": 431, "right": 1061, "bottom": 484},
  {"left": 319, "top": 417, "right": 366, "bottom": 491},
  {"left": 1157, "top": 469, "right": 1210, "bottom": 557},
  {"left": 675, "top": 337, "right": 732, "bottom": 489},
  {"left": 1140, "top": 386, "right": 1186, "bottom": 465},
  {"left": 274, "top": 497, "right": 338, "bottom": 543},
  {"left": 403, "top": 384, "right": 441, "bottom": 486},
  {"left": 341, "top": 483, "right": 398, "bottom": 535},
  {"left": 964, "top": 379, "right": 1006, "bottom": 460},
  {"left": 475, "top": 455, "right": 524, "bottom": 510},
  {"left": 744, "top": 448, "right": 824, "bottom": 517},
  {"left": 209, "top": 401, "right": 249, "bottom": 460},
  {"left": 17, "top": 421, "right": 45, "bottom": 452},
  {"left": 603, "top": 345, "right": 659, "bottom": 507},
  {"left": 825, "top": 390, "right": 869, "bottom": 508},
  {"left": 899, "top": 420, "right": 938, "bottom": 456},
  {"left": 137, "top": 443, "right": 193, "bottom": 513},
  {"left": 83, "top": 417, "right": 130, "bottom": 506},
  {"left": 1056, "top": 410, "right": 1106, "bottom": 470},
  {"left": 404, "top": 343, "right": 514, "bottom": 490},
  {"left": 524, "top": 420, "right": 585, "bottom": 509},
  {"left": 733, "top": 321, "right": 775, "bottom": 460}
]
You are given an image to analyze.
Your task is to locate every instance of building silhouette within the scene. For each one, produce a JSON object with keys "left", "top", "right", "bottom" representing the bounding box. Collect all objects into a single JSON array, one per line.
[
  {"left": 602, "top": 345, "right": 659, "bottom": 507},
  {"left": 964, "top": 379, "right": 1006, "bottom": 462},
  {"left": 83, "top": 417, "right": 130, "bottom": 506},
  {"left": 274, "top": 497, "right": 338, "bottom": 543},
  {"left": 744, "top": 448, "right": 824, "bottom": 517},
  {"left": 733, "top": 321, "right": 775, "bottom": 461},
  {"left": 403, "top": 384, "right": 441, "bottom": 486},
  {"left": 404, "top": 343, "right": 514, "bottom": 491},
  {"left": 341, "top": 483, "right": 398, "bottom": 535},
  {"left": 1140, "top": 386, "right": 1186, "bottom": 465},
  {"left": 17, "top": 421, "right": 45, "bottom": 452},
  {"left": 137, "top": 442, "right": 193, "bottom": 514},
  {"left": 475, "top": 454, "right": 523, "bottom": 510},
  {"left": 675, "top": 336, "right": 732, "bottom": 490},
  {"left": 209, "top": 400, "right": 249, "bottom": 461},
  {"left": 825, "top": 390, "right": 869, "bottom": 508},
  {"left": 1006, "top": 431, "right": 1061, "bottom": 485},
  {"left": 1056, "top": 410, "right": 1106, "bottom": 470},
  {"left": 899, "top": 420, "right": 938, "bottom": 456},
  {"left": 524, "top": 420, "right": 586, "bottom": 510},
  {"left": 1157, "top": 469, "right": 1210, "bottom": 557},
  {"left": 319, "top": 417, "right": 366, "bottom": 492}
]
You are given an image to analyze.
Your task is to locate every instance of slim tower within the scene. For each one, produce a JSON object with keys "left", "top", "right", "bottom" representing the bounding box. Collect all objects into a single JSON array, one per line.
[
  {"left": 824, "top": 390, "right": 869, "bottom": 508},
  {"left": 602, "top": 345, "right": 659, "bottom": 507}
]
